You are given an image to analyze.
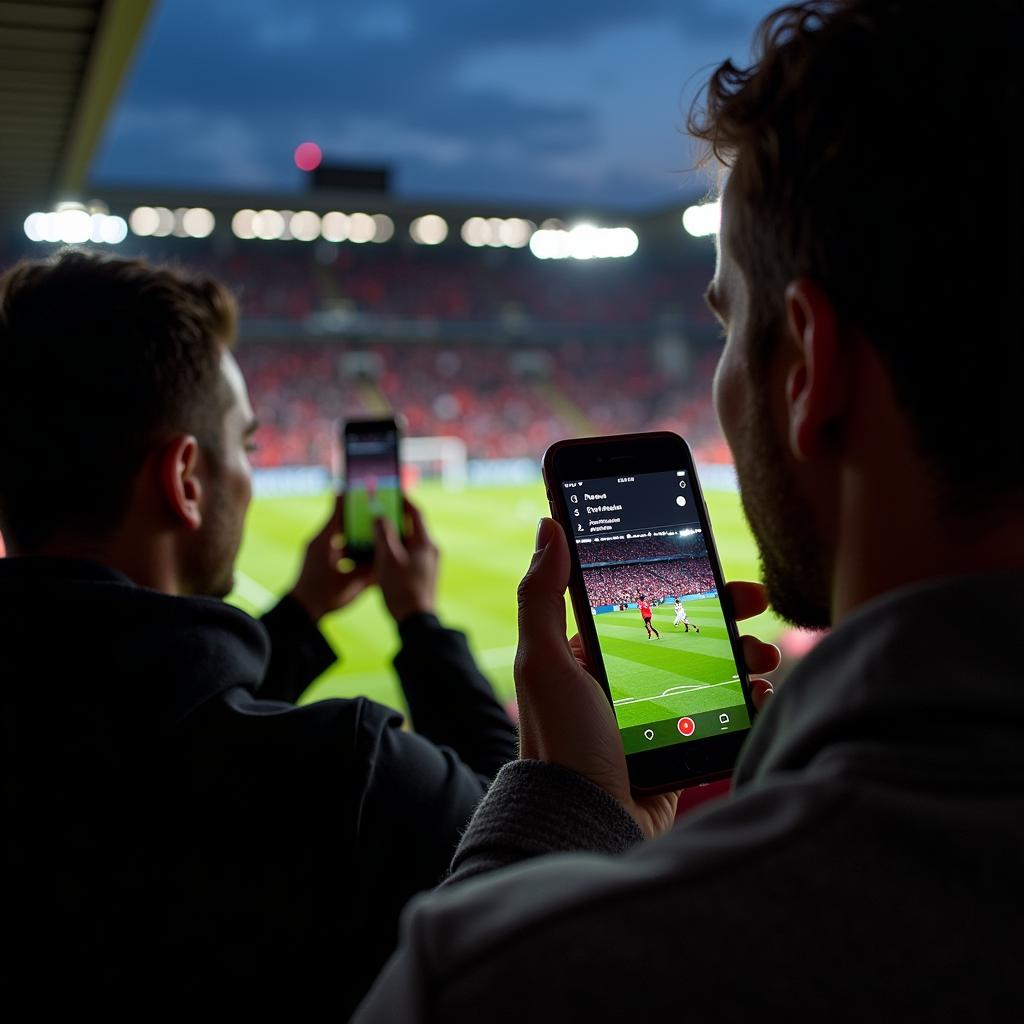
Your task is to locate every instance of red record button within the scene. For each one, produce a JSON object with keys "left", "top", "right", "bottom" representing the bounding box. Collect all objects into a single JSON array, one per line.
[{"left": 677, "top": 717, "right": 696, "bottom": 737}]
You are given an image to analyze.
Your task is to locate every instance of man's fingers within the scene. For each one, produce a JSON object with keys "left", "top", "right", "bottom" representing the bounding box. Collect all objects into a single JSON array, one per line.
[
  {"left": 725, "top": 580, "right": 770, "bottom": 621},
  {"left": 568, "top": 633, "right": 595, "bottom": 674},
  {"left": 750, "top": 677, "right": 775, "bottom": 712},
  {"left": 373, "top": 516, "right": 406, "bottom": 572},
  {"left": 403, "top": 497, "right": 430, "bottom": 547},
  {"left": 740, "top": 634, "right": 781, "bottom": 675},
  {"left": 312, "top": 492, "right": 344, "bottom": 549},
  {"left": 515, "top": 519, "right": 576, "bottom": 679}
]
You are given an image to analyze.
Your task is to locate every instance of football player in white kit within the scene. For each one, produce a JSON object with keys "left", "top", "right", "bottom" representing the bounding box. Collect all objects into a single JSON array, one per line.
[{"left": 673, "top": 598, "right": 700, "bottom": 633}]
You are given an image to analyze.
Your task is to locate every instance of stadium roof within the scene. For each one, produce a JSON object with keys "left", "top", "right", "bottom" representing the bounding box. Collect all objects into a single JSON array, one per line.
[{"left": 0, "top": 0, "right": 152, "bottom": 214}]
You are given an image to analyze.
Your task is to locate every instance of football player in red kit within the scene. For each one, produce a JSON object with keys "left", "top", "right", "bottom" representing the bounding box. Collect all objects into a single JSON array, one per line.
[{"left": 638, "top": 594, "right": 660, "bottom": 639}]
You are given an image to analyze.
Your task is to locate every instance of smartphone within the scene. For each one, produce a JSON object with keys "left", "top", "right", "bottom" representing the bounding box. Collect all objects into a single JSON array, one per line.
[
  {"left": 341, "top": 418, "right": 404, "bottom": 561},
  {"left": 543, "top": 431, "right": 757, "bottom": 792}
]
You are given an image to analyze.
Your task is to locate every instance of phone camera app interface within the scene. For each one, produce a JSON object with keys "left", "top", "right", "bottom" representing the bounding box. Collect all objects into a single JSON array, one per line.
[
  {"left": 345, "top": 430, "right": 401, "bottom": 548},
  {"left": 563, "top": 471, "right": 751, "bottom": 755}
]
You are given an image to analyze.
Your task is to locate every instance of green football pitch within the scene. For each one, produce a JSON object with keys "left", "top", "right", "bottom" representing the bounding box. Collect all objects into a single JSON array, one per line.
[
  {"left": 597, "top": 600, "right": 745, "bottom": 730},
  {"left": 229, "top": 481, "right": 781, "bottom": 714}
]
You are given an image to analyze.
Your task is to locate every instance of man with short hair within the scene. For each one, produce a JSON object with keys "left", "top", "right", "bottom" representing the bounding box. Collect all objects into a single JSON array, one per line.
[
  {"left": 0, "top": 251, "right": 517, "bottom": 1012},
  {"left": 355, "top": 2, "right": 1023, "bottom": 1019}
]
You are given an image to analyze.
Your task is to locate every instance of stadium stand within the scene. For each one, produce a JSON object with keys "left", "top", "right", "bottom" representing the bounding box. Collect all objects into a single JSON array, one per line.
[{"left": 582, "top": 556, "right": 716, "bottom": 607}]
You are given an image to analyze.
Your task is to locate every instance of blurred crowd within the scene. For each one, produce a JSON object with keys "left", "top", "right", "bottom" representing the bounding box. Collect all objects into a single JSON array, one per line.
[{"left": 582, "top": 555, "right": 716, "bottom": 607}]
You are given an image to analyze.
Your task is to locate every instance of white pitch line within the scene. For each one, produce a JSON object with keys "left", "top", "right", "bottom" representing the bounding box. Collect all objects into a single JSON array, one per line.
[{"left": 613, "top": 678, "right": 740, "bottom": 707}]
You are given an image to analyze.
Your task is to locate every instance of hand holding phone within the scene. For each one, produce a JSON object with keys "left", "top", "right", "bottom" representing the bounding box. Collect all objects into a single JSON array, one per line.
[
  {"left": 516, "top": 517, "right": 778, "bottom": 835},
  {"left": 373, "top": 498, "right": 439, "bottom": 625},
  {"left": 341, "top": 418, "right": 404, "bottom": 561},
  {"left": 542, "top": 432, "right": 777, "bottom": 794}
]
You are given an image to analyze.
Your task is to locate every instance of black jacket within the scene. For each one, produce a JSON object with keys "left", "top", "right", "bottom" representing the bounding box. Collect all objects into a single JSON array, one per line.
[
  {"left": 355, "top": 573, "right": 1024, "bottom": 1023},
  {"left": 0, "top": 556, "right": 517, "bottom": 1014}
]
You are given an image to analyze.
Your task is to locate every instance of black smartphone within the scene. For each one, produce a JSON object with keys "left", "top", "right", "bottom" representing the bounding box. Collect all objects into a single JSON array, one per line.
[
  {"left": 341, "top": 418, "right": 403, "bottom": 561},
  {"left": 542, "top": 431, "right": 757, "bottom": 792}
]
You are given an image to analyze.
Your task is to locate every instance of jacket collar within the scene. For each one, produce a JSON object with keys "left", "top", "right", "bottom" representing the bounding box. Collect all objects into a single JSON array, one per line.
[
  {"left": 0, "top": 556, "right": 270, "bottom": 725},
  {"left": 734, "top": 572, "right": 1024, "bottom": 790}
]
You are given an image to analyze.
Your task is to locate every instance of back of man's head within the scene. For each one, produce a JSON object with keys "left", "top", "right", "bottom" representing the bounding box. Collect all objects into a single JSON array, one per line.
[
  {"left": 0, "top": 250, "right": 238, "bottom": 551},
  {"left": 689, "top": 0, "right": 1022, "bottom": 505}
]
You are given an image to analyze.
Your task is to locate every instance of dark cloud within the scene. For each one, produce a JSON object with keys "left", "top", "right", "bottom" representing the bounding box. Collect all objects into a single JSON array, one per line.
[{"left": 92, "top": 0, "right": 776, "bottom": 205}]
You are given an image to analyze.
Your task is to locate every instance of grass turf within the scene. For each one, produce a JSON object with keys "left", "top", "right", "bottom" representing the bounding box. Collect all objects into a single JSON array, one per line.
[
  {"left": 597, "top": 600, "right": 745, "bottom": 728},
  {"left": 228, "top": 481, "right": 780, "bottom": 713}
]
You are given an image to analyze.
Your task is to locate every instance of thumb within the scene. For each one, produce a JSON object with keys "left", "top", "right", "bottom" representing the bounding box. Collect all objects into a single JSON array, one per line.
[
  {"left": 312, "top": 493, "right": 343, "bottom": 550},
  {"left": 515, "top": 519, "right": 576, "bottom": 679},
  {"left": 373, "top": 516, "right": 406, "bottom": 574}
]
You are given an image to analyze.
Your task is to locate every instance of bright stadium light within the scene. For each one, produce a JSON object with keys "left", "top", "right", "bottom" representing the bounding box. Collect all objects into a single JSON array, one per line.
[
  {"left": 40, "top": 212, "right": 62, "bottom": 243},
  {"left": 410, "top": 214, "right": 448, "bottom": 245},
  {"left": 24, "top": 206, "right": 128, "bottom": 245},
  {"left": 682, "top": 201, "right": 720, "bottom": 237},
  {"left": 320, "top": 211, "right": 350, "bottom": 242},
  {"left": 288, "top": 210, "right": 320, "bottom": 242},
  {"left": 349, "top": 212, "right": 376, "bottom": 243},
  {"left": 252, "top": 209, "right": 286, "bottom": 240},
  {"left": 485, "top": 217, "right": 504, "bottom": 247},
  {"left": 151, "top": 207, "right": 174, "bottom": 237},
  {"left": 54, "top": 206, "right": 91, "bottom": 244},
  {"left": 371, "top": 213, "right": 394, "bottom": 242},
  {"left": 499, "top": 217, "right": 533, "bottom": 248},
  {"left": 182, "top": 207, "right": 215, "bottom": 238},
  {"left": 100, "top": 215, "right": 128, "bottom": 244},
  {"left": 568, "top": 223, "right": 599, "bottom": 260},
  {"left": 461, "top": 217, "right": 487, "bottom": 247},
  {"left": 23, "top": 213, "right": 45, "bottom": 241},
  {"left": 232, "top": 209, "right": 257, "bottom": 239},
  {"left": 607, "top": 226, "right": 639, "bottom": 257},
  {"left": 529, "top": 224, "right": 638, "bottom": 260},
  {"left": 129, "top": 206, "right": 160, "bottom": 236}
]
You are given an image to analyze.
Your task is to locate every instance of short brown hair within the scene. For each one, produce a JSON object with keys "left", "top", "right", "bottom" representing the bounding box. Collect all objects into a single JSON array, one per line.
[
  {"left": 0, "top": 250, "right": 238, "bottom": 549},
  {"left": 689, "top": 0, "right": 1022, "bottom": 496}
]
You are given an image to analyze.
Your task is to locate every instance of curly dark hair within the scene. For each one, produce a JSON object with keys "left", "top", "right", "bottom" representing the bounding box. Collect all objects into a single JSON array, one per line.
[
  {"left": 0, "top": 250, "right": 238, "bottom": 549},
  {"left": 689, "top": 0, "right": 1022, "bottom": 498}
]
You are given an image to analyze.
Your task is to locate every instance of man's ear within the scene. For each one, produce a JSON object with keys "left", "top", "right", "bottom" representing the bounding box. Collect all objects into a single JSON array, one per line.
[
  {"left": 159, "top": 435, "right": 203, "bottom": 531},
  {"left": 783, "top": 277, "right": 847, "bottom": 461}
]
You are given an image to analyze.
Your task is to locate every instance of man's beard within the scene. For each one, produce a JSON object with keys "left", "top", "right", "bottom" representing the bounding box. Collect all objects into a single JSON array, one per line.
[
  {"left": 733, "top": 385, "right": 832, "bottom": 630},
  {"left": 181, "top": 473, "right": 239, "bottom": 599}
]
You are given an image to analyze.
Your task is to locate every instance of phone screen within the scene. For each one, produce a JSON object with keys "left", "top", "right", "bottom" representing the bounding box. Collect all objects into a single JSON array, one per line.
[
  {"left": 560, "top": 469, "right": 752, "bottom": 756},
  {"left": 343, "top": 423, "right": 403, "bottom": 555}
]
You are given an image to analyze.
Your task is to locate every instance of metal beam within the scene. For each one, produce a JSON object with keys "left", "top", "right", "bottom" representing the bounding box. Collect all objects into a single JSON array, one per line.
[{"left": 55, "top": 0, "right": 153, "bottom": 198}]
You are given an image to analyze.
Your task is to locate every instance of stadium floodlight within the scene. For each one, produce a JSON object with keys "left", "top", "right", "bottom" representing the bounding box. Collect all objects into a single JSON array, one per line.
[
  {"left": 289, "top": 210, "right": 320, "bottom": 242},
  {"left": 529, "top": 224, "right": 639, "bottom": 260},
  {"left": 99, "top": 215, "right": 128, "bottom": 244},
  {"left": 150, "top": 207, "right": 174, "bottom": 237},
  {"left": 54, "top": 206, "right": 92, "bottom": 244},
  {"left": 461, "top": 216, "right": 487, "bottom": 247},
  {"left": 528, "top": 228, "right": 564, "bottom": 259},
  {"left": 607, "top": 227, "right": 639, "bottom": 258},
  {"left": 568, "top": 223, "right": 599, "bottom": 260},
  {"left": 371, "top": 213, "right": 395, "bottom": 242},
  {"left": 23, "top": 212, "right": 45, "bottom": 242},
  {"left": 24, "top": 206, "right": 128, "bottom": 245},
  {"left": 320, "top": 211, "right": 350, "bottom": 242},
  {"left": 499, "top": 218, "right": 533, "bottom": 248},
  {"left": 349, "top": 212, "right": 376, "bottom": 243},
  {"left": 129, "top": 206, "right": 160, "bottom": 237},
  {"left": 232, "top": 209, "right": 257, "bottom": 239},
  {"left": 410, "top": 214, "right": 448, "bottom": 245},
  {"left": 682, "top": 201, "right": 720, "bottom": 237},
  {"left": 485, "top": 217, "right": 505, "bottom": 247},
  {"left": 182, "top": 207, "right": 215, "bottom": 239},
  {"left": 252, "top": 209, "right": 286, "bottom": 240}
]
